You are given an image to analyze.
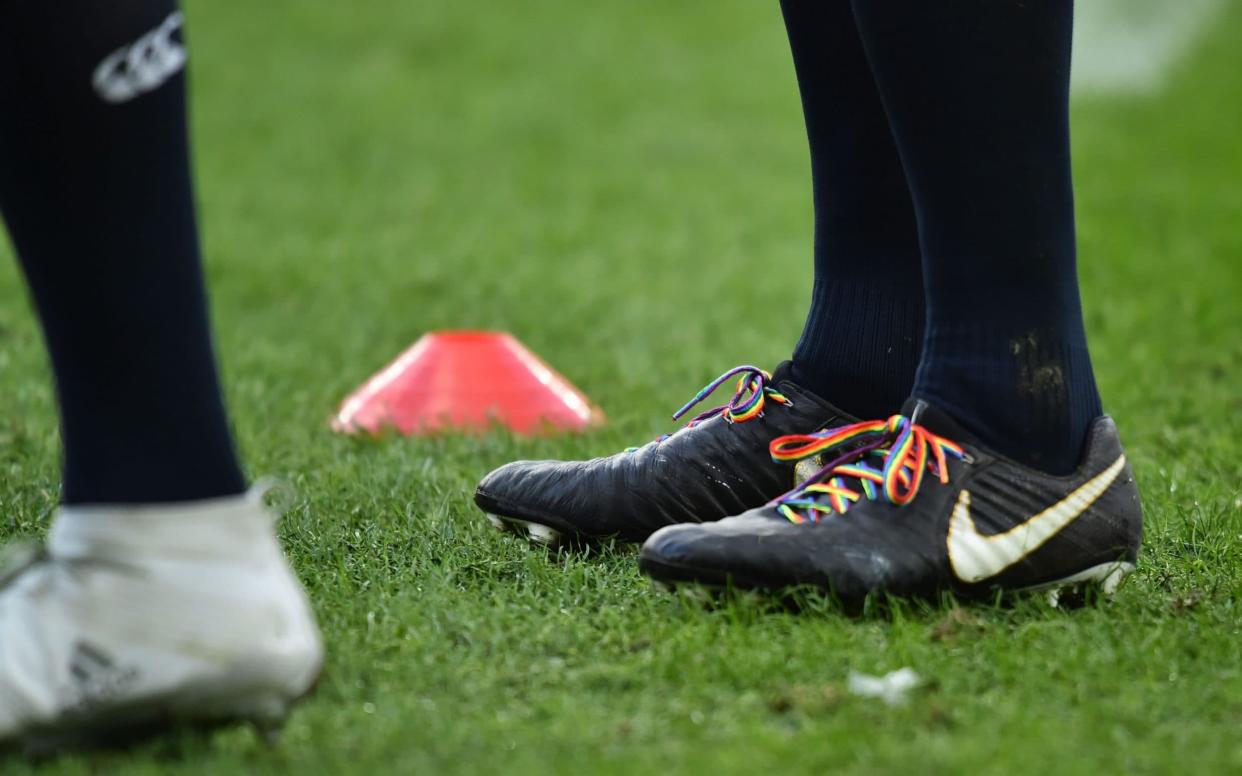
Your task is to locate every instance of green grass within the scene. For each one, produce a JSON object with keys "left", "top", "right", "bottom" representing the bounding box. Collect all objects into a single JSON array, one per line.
[{"left": 2, "top": 1, "right": 1241, "bottom": 773}]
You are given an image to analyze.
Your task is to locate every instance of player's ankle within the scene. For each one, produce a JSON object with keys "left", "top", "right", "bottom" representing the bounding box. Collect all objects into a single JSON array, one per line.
[{"left": 48, "top": 485, "right": 284, "bottom": 564}]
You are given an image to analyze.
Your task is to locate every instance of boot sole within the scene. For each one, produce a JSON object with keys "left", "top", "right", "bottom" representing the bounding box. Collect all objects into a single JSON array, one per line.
[
  {"left": 484, "top": 512, "right": 564, "bottom": 547},
  {"left": 639, "top": 556, "right": 1137, "bottom": 608},
  {"left": 5, "top": 664, "right": 324, "bottom": 759}
]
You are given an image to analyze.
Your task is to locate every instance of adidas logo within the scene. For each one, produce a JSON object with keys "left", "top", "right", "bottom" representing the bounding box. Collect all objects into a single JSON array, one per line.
[
  {"left": 92, "top": 12, "right": 187, "bottom": 104},
  {"left": 58, "top": 641, "right": 140, "bottom": 715}
]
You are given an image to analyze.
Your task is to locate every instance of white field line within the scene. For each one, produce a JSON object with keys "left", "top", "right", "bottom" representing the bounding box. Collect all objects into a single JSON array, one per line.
[{"left": 1072, "top": 0, "right": 1226, "bottom": 93}]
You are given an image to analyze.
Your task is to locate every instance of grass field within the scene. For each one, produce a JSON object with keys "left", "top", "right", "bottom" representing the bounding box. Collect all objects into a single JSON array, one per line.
[{"left": 2, "top": 1, "right": 1241, "bottom": 773}]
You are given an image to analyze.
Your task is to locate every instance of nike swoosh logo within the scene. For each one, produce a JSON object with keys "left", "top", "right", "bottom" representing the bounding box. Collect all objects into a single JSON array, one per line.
[{"left": 947, "top": 454, "right": 1127, "bottom": 583}]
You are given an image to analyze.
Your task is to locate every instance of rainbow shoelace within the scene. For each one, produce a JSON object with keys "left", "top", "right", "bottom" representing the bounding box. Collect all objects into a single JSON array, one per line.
[
  {"left": 626, "top": 365, "right": 792, "bottom": 452},
  {"left": 769, "top": 415, "right": 966, "bottom": 524}
]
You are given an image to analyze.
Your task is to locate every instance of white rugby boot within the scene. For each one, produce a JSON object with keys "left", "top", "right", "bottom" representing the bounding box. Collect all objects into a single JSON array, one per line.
[{"left": 0, "top": 484, "right": 323, "bottom": 753}]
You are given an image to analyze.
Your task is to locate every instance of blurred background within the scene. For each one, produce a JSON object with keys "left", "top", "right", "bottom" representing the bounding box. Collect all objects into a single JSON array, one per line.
[{"left": 1072, "top": 0, "right": 1225, "bottom": 91}]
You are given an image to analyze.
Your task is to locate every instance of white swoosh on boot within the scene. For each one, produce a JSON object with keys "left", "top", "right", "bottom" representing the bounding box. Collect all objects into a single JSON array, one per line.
[{"left": 947, "top": 455, "right": 1127, "bottom": 583}]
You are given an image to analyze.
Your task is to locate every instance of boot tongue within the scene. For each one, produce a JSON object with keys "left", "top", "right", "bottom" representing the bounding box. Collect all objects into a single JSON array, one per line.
[
  {"left": 768, "top": 360, "right": 862, "bottom": 426},
  {"left": 899, "top": 398, "right": 979, "bottom": 447},
  {"left": 768, "top": 360, "right": 796, "bottom": 385}
]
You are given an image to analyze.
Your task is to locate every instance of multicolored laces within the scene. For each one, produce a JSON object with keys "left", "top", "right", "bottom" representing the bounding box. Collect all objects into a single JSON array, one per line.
[
  {"left": 626, "top": 365, "right": 791, "bottom": 451},
  {"left": 769, "top": 414, "right": 966, "bottom": 524}
]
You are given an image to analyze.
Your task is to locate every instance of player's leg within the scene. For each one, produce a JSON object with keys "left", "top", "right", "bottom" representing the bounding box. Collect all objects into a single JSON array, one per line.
[
  {"left": 0, "top": 2, "right": 243, "bottom": 505},
  {"left": 783, "top": 0, "right": 924, "bottom": 423},
  {"left": 851, "top": 0, "right": 1099, "bottom": 475},
  {"left": 640, "top": 0, "right": 1142, "bottom": 602},
  {"left": 472, "top": 0, "right": 923, "bottom": 547},
  {"left": 0, "top": 0, "right": 321, "bottom": 750}
]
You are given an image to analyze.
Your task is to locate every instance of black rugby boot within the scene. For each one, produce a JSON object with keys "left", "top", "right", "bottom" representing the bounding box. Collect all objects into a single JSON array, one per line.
[
  {"left": 475, "top": 363, "right": 855, "bottom": 546},
  {"left": 640, "top": 399, "right": 1142, "bottom": 605}
]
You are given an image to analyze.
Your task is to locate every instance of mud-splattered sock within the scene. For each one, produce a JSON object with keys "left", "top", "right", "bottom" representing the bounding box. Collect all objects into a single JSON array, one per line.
[{"left": 849, "top": 0, "right": 1101, "bottom": 473}]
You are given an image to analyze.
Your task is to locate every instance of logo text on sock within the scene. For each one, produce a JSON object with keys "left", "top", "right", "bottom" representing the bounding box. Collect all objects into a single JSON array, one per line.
[{"left": 92, "top": 12, "right": 186, "bottom": 104}]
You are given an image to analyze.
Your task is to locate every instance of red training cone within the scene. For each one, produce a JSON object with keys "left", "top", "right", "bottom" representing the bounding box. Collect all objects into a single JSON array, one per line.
[{"left": 331, "top": 331, "right": 605, "bottom": 436}]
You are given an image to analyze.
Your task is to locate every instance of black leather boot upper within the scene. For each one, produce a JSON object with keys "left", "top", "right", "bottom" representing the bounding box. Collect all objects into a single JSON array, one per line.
[
  {"left": 475, "top": 363, "right": 855, "bottom": 543},
  {"left": 640, "top": 399, "right": 1143, "bottom": 600}
]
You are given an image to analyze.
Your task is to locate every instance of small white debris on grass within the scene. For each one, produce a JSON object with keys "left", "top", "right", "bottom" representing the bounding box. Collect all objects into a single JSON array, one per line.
[{"left": 847, "top": 668, "right": 921, "bottom": 707}]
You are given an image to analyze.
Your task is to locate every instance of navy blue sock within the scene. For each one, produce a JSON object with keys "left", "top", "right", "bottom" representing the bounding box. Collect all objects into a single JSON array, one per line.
[
  {"left": 781, "top": 0, "right": 925, "bottom": 421},
  {"left": 0, "top": 0, "right": 247, "bottom": 503},
  {"left": 850, "top": 0, "right": 1101, "bottom": 473}
]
